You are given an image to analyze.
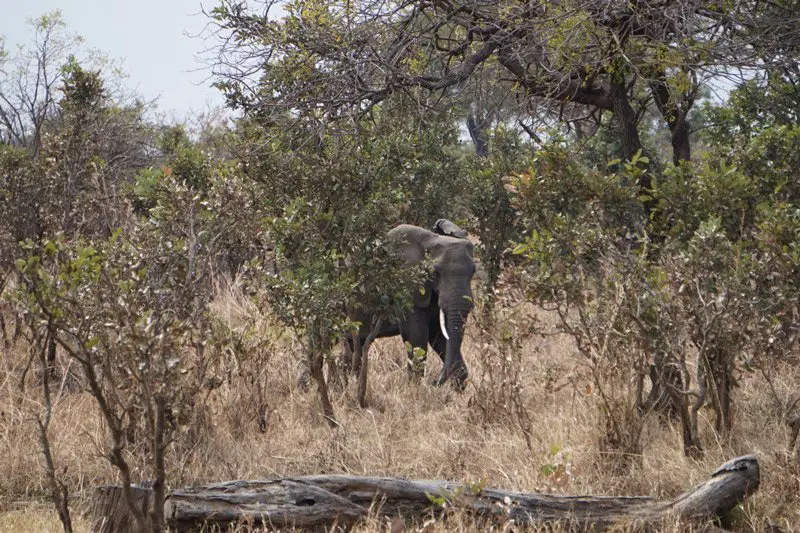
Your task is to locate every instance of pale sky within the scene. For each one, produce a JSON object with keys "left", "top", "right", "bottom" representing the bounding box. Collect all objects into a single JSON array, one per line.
[{"left": 0, "top": 0, "right": 226, "bottom": 118}]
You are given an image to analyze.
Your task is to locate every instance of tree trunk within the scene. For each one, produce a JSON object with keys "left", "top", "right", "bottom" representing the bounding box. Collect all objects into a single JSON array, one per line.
[
  {"left": 610, "top": 79, "right": 642, "bottom": 166},
  {"left": 466, "top": 114, "right": 489, "bottom": 157},
  {"left": 357, "top": 317, "right": 383, "bottom": 408},
  {"left": 326, "top": 355, "right": 342, "bottom": 392},
  {"left": 46, "top": 335, "right": 57, "bottom": 379},
  {"left": 37, "top": 332, "right": 74, "bottom": 533},
  {"left": 0, "top": 307, "right": 8, "bottom": 349},
  {"left": 670, "top": 114, "right": 691, "bottom": 164},
  {"left": 346, "top": 306, "right": 362, "bottom": 377},
  {"left": 350, "top": 328, "right": 363, "bottom": 377},
  {"left": 610, "top": 77, "right": 652, "bottom": 219},
  {"left": 339, "top": 337, "right": 353, "bottom": 379},
  {"left": 674, "top": 391, "right": 703, "bottom": 458},
  {"left": 150, "top": 397, "right": 167, "bottom": 533},
  {"left": 674, "top": 392, "right": 703, "bottom": 458},
  {"left": 647, "top": 73, "right": 693, "bottom": 165},
  {"left": 91, "top": 456, "right": 760, "bottom": 531},
  {"left": 308, "top": 345, "right": 337, "bottom": 427},
  {"left": 708, "top": 348, "right": 734, "bottom": 435},
  {"left": 643, "top": 352, "right": 702, "bottom": 458}
]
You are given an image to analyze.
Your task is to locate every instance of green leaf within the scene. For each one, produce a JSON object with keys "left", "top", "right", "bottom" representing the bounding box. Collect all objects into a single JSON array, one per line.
[{"left": 425, "top": 492, "right": 446, "bottom": 507}]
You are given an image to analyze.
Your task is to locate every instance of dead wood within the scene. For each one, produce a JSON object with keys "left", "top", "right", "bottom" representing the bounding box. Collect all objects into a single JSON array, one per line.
[{"left": 90, "top": 455, "right": 759, "bottom": 531}]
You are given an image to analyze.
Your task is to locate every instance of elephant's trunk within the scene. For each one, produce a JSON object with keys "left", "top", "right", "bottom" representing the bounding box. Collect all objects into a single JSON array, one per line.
[{"left": 441, "top": 306, "right": 469, "bottom": 387}]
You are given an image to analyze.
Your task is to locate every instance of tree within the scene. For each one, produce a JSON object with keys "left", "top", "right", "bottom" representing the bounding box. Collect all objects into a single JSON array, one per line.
[
  {"left": 466, "top": 126, "right": 526, "bottom": 316},
  {"left": 231, "top": 104, "right": 460, "bottom": 422},
  {"left": 650, "top": 79, "right": 800, "bottom": 437},
  {"left": 0, "top": 57, "right": 151, "bottom": 247},
  {"left": 208, "top": 0, "right": 800, "bottom": 206},
  {"left": 0, "top": 11, "right": 80, "bottom": 154},
  {"left": 507, "top": 71, "right": 800, "bottom": 460},
  {"left": 12, "top": 163, "right": 252, "bottom": 531}
]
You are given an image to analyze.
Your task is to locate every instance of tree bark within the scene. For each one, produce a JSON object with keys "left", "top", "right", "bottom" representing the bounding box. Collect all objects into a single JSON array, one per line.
[
  {"left": 610, "top": 79, "right": 642, "bottom": 166},
  {"left": 466, "top": 114, "right": 489, "bottom": 157},
  {"left": 37, "top": 331, "right": 74, "bottom": 533},
  {"left": 648, "top": 73, "right": 693, "bottom": 165},
  {"left": 309, "top": 349, "right": 337, "bottom": 428},
  {"left": 46, "top": 335, "right": 57, "bottom": 379},
  {"left": 357, "top": 317, "right": 383, "bottom": 408},
  {"left": 150, "top": 396, "right": 167, "bottom": 533},
  {"left": 91, "top": 456, "right": 759, "bottom": 532},
  {"left": 350, "top": 327, "right": 363, "bottom": 377},
  {"left": 708, "top": 348, "right": 734, "bottom": 435},
  {"left": 669, "top": 114, "right": 691, "bottom": 164},
  {"left": 90, "top": 485, "right": 153, "bottom": 533}
]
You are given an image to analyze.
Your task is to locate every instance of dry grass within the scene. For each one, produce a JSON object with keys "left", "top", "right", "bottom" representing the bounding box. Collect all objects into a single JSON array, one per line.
[
  {"left": 1, "top": 283, "right": 799, "bottom": 532},
  {"left": 0, "top": 505, "right": 91, "bottom": 533}
]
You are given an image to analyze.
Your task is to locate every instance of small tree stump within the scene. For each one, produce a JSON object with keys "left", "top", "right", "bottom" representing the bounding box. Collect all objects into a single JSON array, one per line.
[{"left": 89, "top": 484, "right": 153, "bottom": 533}]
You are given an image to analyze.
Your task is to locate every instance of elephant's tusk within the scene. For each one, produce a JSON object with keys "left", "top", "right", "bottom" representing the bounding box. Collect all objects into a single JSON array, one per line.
[{"left": 439, "top": 309, "right": 450, "bottom": 340}]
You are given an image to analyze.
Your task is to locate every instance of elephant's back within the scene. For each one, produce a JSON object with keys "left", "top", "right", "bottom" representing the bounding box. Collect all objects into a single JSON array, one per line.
[
  {"left": 387, "top": 224, "right": 435, "bottom": 241},
  {"left": 388, "top": 224, "right": 420, "bottom": 236}
]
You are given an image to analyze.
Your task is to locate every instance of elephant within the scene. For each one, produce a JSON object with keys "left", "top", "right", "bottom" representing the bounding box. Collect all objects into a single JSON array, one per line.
[{"left": 348, "top": 219, "right": 475, "bottom": 388}]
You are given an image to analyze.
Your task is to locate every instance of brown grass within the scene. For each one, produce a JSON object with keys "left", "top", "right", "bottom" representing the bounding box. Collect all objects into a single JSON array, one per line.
[{"left": 1, "top": 282, "right": 798, "bottom": 532}]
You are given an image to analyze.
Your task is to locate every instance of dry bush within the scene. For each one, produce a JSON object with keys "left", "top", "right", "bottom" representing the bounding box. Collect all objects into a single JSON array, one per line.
[
  {"left": 465, "top": 306, "right": 540, "bottom": 457},
  {"left": 0, "top": 339, "right": 110, "bottom": 511},
  {"left": 2, "top": 282, "right": 800, "bottom": 531},
  {"left": 208, "top": 278, "right": 284, "bottom": 439}
]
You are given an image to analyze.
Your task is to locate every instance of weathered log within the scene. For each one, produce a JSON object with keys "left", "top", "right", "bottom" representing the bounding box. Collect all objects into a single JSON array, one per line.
[
  {"left": 667, "top": 455, "right": 760, "bottom": 519},
  {"left": 90, "top": 455, "right": 759, "bottom": 532},
  {"left": 167, "top": 480, "right": 365, "bottom": 531}
]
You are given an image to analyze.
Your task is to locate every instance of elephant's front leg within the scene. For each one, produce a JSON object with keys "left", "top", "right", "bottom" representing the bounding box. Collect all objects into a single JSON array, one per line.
[{"left": 400, "top": 308, "right": 430, "bottom": 379}]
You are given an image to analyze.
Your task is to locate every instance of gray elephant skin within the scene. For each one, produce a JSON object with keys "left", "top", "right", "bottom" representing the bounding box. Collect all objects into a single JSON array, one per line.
[{"left": 350, "top": 220, "right": 475, "bottom": 387}]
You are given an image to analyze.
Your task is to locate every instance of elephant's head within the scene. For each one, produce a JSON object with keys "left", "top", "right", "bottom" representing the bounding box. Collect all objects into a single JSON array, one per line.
[{"left": 388, "top": 223, "right": 475, "bottom": 387}]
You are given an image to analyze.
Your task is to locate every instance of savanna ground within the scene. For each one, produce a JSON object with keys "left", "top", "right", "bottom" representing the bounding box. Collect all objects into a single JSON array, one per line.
[{"left": 1, "top": 277, "right": 798, "bottom": 532}]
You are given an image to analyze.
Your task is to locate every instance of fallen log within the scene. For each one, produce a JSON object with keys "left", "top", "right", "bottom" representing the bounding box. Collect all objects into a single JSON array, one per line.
[{"left": 90, "top": 455, "right": 759, "bottom": 532}]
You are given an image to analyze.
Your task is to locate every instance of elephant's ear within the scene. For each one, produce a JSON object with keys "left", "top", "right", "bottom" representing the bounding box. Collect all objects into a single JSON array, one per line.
[
  {"left": 433, "top": 219, "right": 468, "bottom": 239},
  {"left": 387, "top": 225, "right": 439, "bottom": 308},
  {"left": 387, "top": 224, "right": 435, "bottom": 264}
]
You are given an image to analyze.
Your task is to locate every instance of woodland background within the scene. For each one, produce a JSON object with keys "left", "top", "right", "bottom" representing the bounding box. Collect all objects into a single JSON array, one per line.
[{"left": 1, "top": 1, "right": 799, "bottom": 531}]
